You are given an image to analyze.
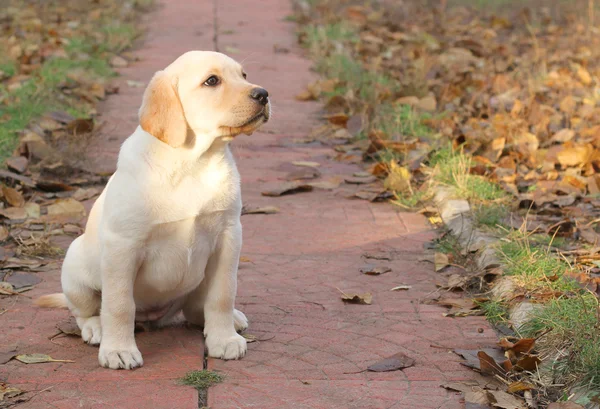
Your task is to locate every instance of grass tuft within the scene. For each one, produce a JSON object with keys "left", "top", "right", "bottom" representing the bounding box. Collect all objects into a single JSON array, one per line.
[{"left": 180, "top": 370, "right": 224, "bottom": 390}]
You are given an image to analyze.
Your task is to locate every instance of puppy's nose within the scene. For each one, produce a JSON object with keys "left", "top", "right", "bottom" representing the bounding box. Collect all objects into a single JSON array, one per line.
[{"left": 250, "top": 87, "right": 269, "bottom": 106}]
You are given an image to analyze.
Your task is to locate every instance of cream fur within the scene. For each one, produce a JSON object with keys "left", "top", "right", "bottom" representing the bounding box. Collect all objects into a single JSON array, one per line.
[{"left": 35, "top": 51, "right": 270, "bottom": 370}]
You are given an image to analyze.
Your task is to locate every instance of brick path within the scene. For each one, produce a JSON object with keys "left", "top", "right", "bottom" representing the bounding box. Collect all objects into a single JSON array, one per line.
[{"left": 0, "top": 1, "right": 496, "bottom": 408}]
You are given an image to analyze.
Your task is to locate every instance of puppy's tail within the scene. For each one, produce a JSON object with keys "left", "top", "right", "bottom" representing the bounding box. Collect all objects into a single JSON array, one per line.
[{"left": 34, "top": 293, "right": 68, "bottom": 309}]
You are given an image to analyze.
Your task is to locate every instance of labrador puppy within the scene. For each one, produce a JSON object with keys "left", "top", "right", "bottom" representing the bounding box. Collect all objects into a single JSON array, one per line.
[{"left": 35, "top": 51, "right": 270, "bottom": 369}]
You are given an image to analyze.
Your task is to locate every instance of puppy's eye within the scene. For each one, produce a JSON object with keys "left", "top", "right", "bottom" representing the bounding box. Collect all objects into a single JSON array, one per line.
[
  {"left": 242, "top": 72, "right": 247, "bottom": 79},
  {"left": 203, "top": 75, "right": 220, "bottom": 86}
]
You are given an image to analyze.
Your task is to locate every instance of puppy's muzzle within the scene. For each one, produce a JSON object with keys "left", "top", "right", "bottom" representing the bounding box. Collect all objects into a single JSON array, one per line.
[{"left": 250, "top": 87, "right": 269, "bottom": 106}]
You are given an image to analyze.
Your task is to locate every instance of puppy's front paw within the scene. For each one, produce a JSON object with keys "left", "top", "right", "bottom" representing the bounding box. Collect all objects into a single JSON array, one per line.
[
  {"left": 233, "top": 309, "right": 248, "bottom": 333},
  {"left": 98, "top": 344, "right": 143, "bottom": 370},
  {"left": 205, "top": 332, "right": 247, "bottom": 360}
]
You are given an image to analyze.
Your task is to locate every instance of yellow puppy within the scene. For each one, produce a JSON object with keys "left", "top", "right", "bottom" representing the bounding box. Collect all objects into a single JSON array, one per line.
[{"left": 36, "top": 51, "right": 270, "bottom": 370}]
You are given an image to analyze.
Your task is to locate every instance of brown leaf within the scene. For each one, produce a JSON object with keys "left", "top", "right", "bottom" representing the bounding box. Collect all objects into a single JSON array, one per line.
[
  {"left": 241, "top": 206, "right": 280, "bottom": 215},
  {"left": 2, "top": 185, "right": 24, "bottom": 208},
  {"left": 455, "top": 348, "right": 506, "bottom": 371},
  {"left": 486, "top": 390, "right": 526, "bottom": 409},
  {"left": 367, "top": 352, "right": 415, "bottom": 372},
  {"left": 66, "top": 118, "right": 94, "bottom": 135},
  {"left": 510, "top": 338, "right": 535, "bottom": 355},
  {"left": 478, "top": 351, "right": 507, "bottom": 376},
  {"left": 0, "top": 207, "right": 27, "bottom": 220},
  {"left": 47, "top": 198, "right": 86, "bottom": 217},
  {"left": 557, "top": 144, "right": 593, "bottom": 167},
  {"left": 514, "top": 354, "right": 540, "bottom": 371},
  {"left": 326, "top": 113, "right": 350, "bottom": 127},
  {"left": 507, "top": 381, "right": 534, "bottom": 394},
  {"left": 0, "top": 226, "right": 8, "bottom": 242},
  {"left": 550, "top": 129, "right": 575, "bottom": 144},
  {"left": 341, "top": 291, "right": 372, "bottom": 305},
  {"left": 390, "top": 285, "right": 411, "bottom": 291},
  {"left": 436, "top": 297, "right": 477, "bottom": 310},
  {"left": 261, "top": 181, "right": 313, "bottom": 197},
  {"left": 360, "top": 264, "right": 391, "bottom": 275}
]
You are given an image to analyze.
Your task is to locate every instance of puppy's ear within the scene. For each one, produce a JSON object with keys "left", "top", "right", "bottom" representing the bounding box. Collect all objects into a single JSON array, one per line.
[{"left": 139, "top": 71, "right": 188, "bottom": 147}]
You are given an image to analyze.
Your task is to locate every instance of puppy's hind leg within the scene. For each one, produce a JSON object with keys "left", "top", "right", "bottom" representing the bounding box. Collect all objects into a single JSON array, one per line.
[{"left": 62, "top": 236, "right": 102, "bottom": 345}]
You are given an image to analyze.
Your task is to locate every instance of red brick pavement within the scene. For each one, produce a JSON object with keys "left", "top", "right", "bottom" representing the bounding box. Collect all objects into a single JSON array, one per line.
[{"left": 0, "top": 1, "right": 496, "bottom": 408}]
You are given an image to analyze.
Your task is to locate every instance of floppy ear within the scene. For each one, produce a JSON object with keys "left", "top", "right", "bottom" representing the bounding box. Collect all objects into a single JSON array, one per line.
[{"left": 139, "top": 70, "right": 188, "bottom": 148}]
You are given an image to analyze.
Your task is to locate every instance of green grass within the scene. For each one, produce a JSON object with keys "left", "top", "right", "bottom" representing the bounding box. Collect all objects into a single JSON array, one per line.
[
  {"left": 520, "top": 294, "right": 600, "bottom": 389},
  {"left": 180, "top": 370, "right": 224, "bottom": 390},
  {"left": 372, "top": 104, "right": 432, "bottom": 140},
  {"left": 429, "top": 145, "right": 508, "bottom": 202},
  {"left": 0, "top": 23, "right": 137, "bottom": 163},
  {"left": 477, "top": 299, "right": 509, "bottom": 325},
  {"left": 499, "top": 238, "right": 578, "bottom": 292},
  {"left": 473, "top": 203, "right": 508, "bottom": 228}
]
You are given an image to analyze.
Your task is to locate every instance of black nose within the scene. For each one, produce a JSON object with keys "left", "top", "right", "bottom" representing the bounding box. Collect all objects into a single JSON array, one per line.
[{"left": 250, "top": 87, "right": 269, "bottom": 105}]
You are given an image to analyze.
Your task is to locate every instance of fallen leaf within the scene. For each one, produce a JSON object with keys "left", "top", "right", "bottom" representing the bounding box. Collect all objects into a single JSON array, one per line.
[
  {"left": 66, "top": 118, "right": 94, "bottom": 135},
  {"left": 478, "top": 351, "right": 507, "bottom": 376},
  {"left": 241, "top": 206, "right": 280, "bottom": 215},
  {"left": 0, "top": 382, "right": 24, "bottom": 401},
  {"left": 341, "top": 291, "right": 372, "bottom": 305},
  {"left": 507, "top": 381, "right": 534, "bottom": 394},
  {"left": 15, "top": 353, "right": 74, "bottom": 364},
  {"left": 445, "top": 274, "right": 469, "bottom": 290},
  {"left": 126, "top": 80, "right": 145, "bottom": 88},
  {"left": 367, "top": 352, "right": 415, "bottom": 372},
  {"left": 56, "top": 318, "right": 81, "bottom": 337},
  {"left": 239, "top": 256, "right": 252, "bottom": 262},
  {"left": 514, "top": 354, "right": 540, "bottom": 371},
  {"left": 292, "top": 161, "right": 320, "bottom": 168},
  {"left": 46, "top": 198, "right": 86, "bottom": 217},
  {"left": 345, "top": 175, "right": 377, "bottom": 184},
  {"left": 242, "top": 334, "right": 257, "bottom": 343},
  {"left": 434, "top": 252, "right": 449, "bottom": 272},
  {"left": 486, "top": 390, "right": 526, "bottom": 409},
  {"left": 510, "top": 338, "right": 535, "bottom": 355},
  {"left": 308, "top": 177, "right": 342, "bottom": 190},
  {"left": 0, "top": 226, "right": 8, "bottom": 242},
  {"left": 0, "top": 207, "right": 27, "bottom": 220},
  {"left": 5, "top": 272, "right": 42, "bottom": 289},
  {"left": 360, "top": 264, "right": 391, "bottom": 275},
  {"left": 455, "top": 348, "right": 506, "bottom": 371},
  {"left": 390, "top": 285, "right": 411, "bottom": 291},
  {"left": 286, "top": 167, "right": 321, "bottom": 181},
  {"left": 110, "top": 55, "right": 128, "bottom": 68},
  {"left": 2, "top": 186, "right": 24, "bottom": 208},
  {"left": 6, "top": 156, "right": 28, "bottom": 174},
  {"left": 261, "top": 181, "right": 313, "bottom": 197}
]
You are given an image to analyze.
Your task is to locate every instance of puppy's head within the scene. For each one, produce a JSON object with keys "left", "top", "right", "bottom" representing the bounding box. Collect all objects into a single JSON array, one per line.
[{"left": 139, "top": 51, "right": 270, "bottom": 148}]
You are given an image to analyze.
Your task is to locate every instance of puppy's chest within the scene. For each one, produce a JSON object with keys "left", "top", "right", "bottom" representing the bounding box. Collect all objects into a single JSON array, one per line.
[{"left": 138, "top": 216, "right": 224, "bottom": 298}]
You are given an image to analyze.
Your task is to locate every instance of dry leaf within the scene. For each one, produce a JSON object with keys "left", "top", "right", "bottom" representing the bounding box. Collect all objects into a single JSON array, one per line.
[
  {"left": 367, "top": 352, "right": 415, "bottom": 372},
  {"left": 0, "top": 226, "right": 8, "bottom": 242},
  {"left": 292, "top": 161, "right": 320, "bottom": 168},
  {"left": 0, "top": 207, "right": 27, "bottom": 220},
  {"left": 341, "top": 291, "right": 372, "bottom": 305},
  {"left": 434, "top": 252, "right": 449, "bottom": 272},
  {"left": 478, "top": 351, "right": 507, "bottom": 376},
  {"left": 242, "top": 206, "right": 280, "bottom": 215},
  {"left": 15, "top": 353, "right": 74, "bottom": 364},
  {"left": 261, "top": 181, "right": 313, "bottom": 197},
  {"left": 2, "top": 186, "right": 24, "bottom": 208},
  {"left": 486, "top": 390, "right": 526, "bottom": 409},
  {"left": 360, "top": 264, "right": 391, "bottom": 275},
  {"left": 390, "top": 285, "right": 411, "bottom": 291},
  {"left": 47, "top": 198, "right": 86, "bottom": 217}
]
